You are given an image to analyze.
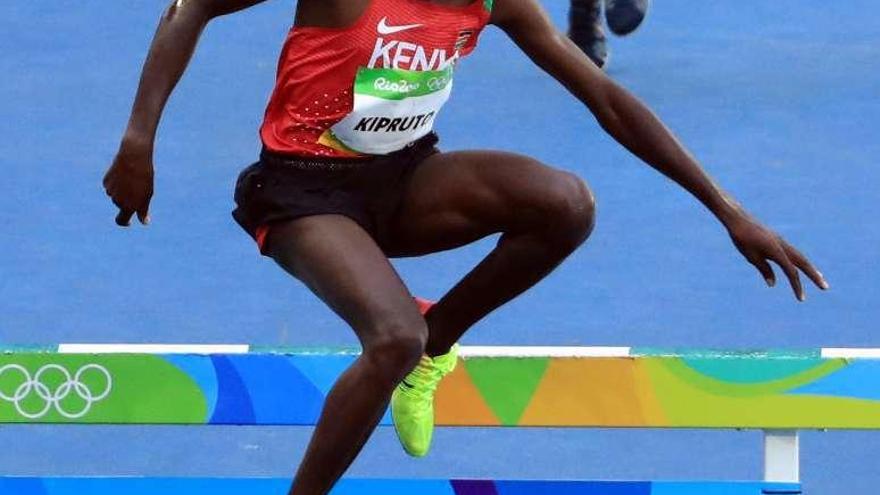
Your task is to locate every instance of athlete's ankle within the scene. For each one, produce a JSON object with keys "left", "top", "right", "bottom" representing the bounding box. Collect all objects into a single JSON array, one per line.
[
  {"left": 425, "top": 344, "right": 451, "bottom": 358},
  {"left": 424, "top": 331, "right": 456, "bottom": 358}
]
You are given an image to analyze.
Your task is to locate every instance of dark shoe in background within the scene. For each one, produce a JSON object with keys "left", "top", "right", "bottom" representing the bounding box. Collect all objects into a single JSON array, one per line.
[
  {"left": 569, "top": 0, "right": 609, "bottom": 68},
  {"left": 604, "top": 0, "right": 650, "bottom": 36}
]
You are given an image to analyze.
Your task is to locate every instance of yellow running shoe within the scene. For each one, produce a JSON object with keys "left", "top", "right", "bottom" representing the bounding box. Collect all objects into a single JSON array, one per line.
[{"left": 391, "top": 343, "right": 459, "bottom": 457}]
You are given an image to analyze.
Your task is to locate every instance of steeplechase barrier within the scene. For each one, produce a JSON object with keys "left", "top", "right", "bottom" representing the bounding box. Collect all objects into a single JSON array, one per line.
[{"left": 2, "top": 344, "right": 880, "bottom": 494}]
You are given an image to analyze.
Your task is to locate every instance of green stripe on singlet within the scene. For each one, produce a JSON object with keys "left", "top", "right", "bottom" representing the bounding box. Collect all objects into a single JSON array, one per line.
[
  {"left": 353, "top": 66, "right": 453, "bottom": 100},
  {"left": 484, "top": 0, "right": 494, "bottom": 12}
]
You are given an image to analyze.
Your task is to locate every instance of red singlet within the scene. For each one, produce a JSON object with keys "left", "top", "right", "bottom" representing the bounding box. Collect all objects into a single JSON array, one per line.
[{"left": 260, "top": 0, "right": 493, "bottom": 158}]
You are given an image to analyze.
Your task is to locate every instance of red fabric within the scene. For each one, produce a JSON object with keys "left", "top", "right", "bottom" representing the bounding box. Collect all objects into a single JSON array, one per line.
[
  {"left": 414, "top": 296, "right": 435, "bottom": 315},
  {"left": 255, "top": 224, "right": 270, "bottom": 253},
  {"left": 260, "top": 0, "right": 490, "bottom": 158}
]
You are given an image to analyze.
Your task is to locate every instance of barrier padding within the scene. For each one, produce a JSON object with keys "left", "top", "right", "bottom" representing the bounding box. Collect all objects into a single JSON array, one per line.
[
  {"left": 1, "top": 347, "right": 878, "bottom": 427},
  {"left": 0, "top": 478, "right": 803, "bottom": 495}
]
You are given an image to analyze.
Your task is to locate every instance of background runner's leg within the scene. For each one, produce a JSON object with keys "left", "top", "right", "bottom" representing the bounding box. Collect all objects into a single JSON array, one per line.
[
  {"left": 264, "top": 215, "right": 427, "bottom": 495},
  {"left": 384, "top": 150, "right": 596, "bottom": 357}
]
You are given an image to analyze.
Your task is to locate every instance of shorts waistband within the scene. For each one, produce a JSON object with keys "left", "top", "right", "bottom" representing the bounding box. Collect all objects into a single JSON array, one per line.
[{"left": 260, "top": 133, "right": 439, "bottom": 171}]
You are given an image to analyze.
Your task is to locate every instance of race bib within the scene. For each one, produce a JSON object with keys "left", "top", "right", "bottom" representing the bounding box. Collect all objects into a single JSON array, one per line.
[{"left": 322, "top": 66, "right": 453, "bottom": 155}]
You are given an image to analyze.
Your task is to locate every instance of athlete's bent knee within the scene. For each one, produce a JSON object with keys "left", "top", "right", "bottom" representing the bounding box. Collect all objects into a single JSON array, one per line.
[
  {"left": 362, "top": 319, "right": 428, "bottom": 382},
  {"left": 544, "top": 171, "right": 596, "bottom": 248}
]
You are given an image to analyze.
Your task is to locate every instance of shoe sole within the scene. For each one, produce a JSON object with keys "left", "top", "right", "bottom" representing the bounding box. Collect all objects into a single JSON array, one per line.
[
  {"left": 390, "top": 388, "right": 431, "bottom": 458},
  {"left": 607, "top": 1, "right": 651, "bottom": 37}
]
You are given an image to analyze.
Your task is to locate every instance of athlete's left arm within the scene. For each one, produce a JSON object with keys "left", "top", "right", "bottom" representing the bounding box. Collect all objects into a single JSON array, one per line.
[{"left": 491, "top": 0, "right": 828, "bottom": 301}]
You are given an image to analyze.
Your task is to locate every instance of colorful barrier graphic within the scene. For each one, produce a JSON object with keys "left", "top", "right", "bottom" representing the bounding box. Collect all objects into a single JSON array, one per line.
[{"left": 1, "top": 348, "right": 879, "bottom": 427}]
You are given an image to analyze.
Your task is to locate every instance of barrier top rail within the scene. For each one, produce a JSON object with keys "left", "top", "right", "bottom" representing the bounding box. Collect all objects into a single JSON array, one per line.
[{"left": 1, "top": 345, "right": 879, "bottom": 428}]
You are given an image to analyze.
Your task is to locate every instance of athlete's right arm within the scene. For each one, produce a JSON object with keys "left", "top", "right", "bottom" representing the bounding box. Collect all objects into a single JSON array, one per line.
[{"left": 103, "top": 0, "right": 271, "bottom": 227}]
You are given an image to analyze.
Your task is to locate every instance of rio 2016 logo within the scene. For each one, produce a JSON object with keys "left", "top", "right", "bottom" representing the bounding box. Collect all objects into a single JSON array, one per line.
[
  {"left": 373, "top": 77, "right": 420, "bottom": 94},
  {"left": 0, "top": 363, "right": 112, "bottom": 419}
]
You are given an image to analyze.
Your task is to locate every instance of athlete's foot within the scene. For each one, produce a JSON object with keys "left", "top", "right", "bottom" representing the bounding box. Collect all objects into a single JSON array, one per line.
[
  {"left": 604, "top": 0, "right": 650, "bottom": 36},
  {"left": 569, "top": 0, "right": 609, "bottom": 69},
  {"left": 391, "top": 342, "right": 459, "bottom": 457}
]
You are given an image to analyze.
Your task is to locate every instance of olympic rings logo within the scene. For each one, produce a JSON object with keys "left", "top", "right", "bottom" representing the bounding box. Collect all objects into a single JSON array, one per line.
[
  {"left": 0, "top": 363, "right": 112, "bottom": 419},
  {"left": 426, "top": 76, "right": 450, "bottom": 91}
]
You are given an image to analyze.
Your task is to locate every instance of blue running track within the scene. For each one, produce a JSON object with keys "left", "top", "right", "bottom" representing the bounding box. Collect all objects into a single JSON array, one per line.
[{"left": 1, "top": 1, "right": 878, "bottom": 493}]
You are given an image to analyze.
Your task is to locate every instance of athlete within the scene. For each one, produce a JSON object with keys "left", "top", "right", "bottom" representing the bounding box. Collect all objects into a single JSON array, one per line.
[
  {"left": 570, "top": 0, "right": 651, "bottom": 68},
  {"left": 103, "top": 0, "right": 829, "bottom": 493}
]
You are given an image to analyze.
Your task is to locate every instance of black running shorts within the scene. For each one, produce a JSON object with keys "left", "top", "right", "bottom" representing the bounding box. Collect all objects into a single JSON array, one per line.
[{"left": 232, "top": 133, "right": 439, "bottom": 254}]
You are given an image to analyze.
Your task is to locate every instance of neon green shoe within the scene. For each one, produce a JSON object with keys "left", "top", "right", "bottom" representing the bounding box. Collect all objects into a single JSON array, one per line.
[{"left": 391, "top": 344, "right": 459, "bottom": 457}]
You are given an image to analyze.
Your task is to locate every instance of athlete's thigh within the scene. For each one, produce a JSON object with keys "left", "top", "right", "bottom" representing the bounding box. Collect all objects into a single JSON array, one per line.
[
  {"left": 384, "top": 149, "right": 575, "bottom": 257},
  {"left": 265, "top": 214, "right": 423, "bottom": 342}
]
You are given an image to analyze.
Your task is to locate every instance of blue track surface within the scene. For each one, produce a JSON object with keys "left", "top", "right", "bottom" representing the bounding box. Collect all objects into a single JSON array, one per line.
[
  {"left": 0, "top": 477, "right": 802, "bottom": 495},
  {"left": 1, "top": 0, "right": 878, "bottom": 493}
]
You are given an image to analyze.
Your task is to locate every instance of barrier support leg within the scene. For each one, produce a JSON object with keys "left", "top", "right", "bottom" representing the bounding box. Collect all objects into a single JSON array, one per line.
[{"left": 764, "top": 429, "right": 800, "bottom": 483}]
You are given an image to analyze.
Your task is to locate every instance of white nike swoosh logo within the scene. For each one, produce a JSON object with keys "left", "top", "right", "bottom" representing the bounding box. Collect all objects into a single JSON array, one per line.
[{"left": 377, "top": 17, "right": 423, "bottom": 35}]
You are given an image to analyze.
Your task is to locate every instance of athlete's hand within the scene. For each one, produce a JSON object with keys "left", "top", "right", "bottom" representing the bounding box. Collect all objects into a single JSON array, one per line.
[
  {"left": 725, "top": 213, "right": 829, "bottom": 301},
  {"left": 103, "top": 142, "right": 154, "bottom": 227}
]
